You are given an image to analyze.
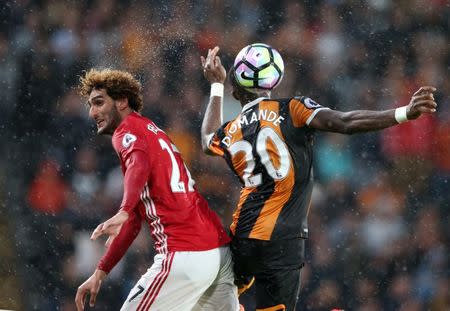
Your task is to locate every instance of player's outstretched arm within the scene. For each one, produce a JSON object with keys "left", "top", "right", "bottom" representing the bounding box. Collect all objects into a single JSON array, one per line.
[
  {"left": 309, "top": 86, "right": 437, "bottom": 134},
  {"left": 200, "top": 46, "right": 227, "bottom": 155}
]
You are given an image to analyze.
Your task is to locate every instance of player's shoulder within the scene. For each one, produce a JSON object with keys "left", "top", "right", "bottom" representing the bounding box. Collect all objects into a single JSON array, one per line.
[
  {"left": 112, "top": 113, "right": 151, "bottom": 148},
  {"left": 125, "top": 112, "right": 150, "bottom": 127},
  {"left": 283, "top": 95, "right": 323, "bottom": 110},
  {"left": 118, "top": 113, "right": 153, "bottom": 134},
  {"left": 263, "top": 97, "right": 302, "bottom": 107},
  {"left": 275, "top": 96, "right": 306, "bottom": 105},
  {"left": 291, "top": 96, "right": 322, "bottom": 109}
]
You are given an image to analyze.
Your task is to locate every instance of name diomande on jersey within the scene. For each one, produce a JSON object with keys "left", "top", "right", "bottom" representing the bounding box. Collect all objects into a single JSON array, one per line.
[{"left": 221, "top": 109, "right": 285, "bottom": 147}]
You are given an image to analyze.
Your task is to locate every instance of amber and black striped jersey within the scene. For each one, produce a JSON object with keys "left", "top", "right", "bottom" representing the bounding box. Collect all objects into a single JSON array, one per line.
[{"left": 208, "top": 96, "right": 328, "bottom": 241}]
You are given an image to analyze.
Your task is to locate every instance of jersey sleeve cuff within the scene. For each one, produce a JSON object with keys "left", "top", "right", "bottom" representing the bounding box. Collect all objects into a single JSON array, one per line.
[
  {"left": 97, "top": 261, "right": 111, "bottom": 274},
  {"left": 306, "top": 107, "right": 330, "bottom": 126},
  {"left": 120, "top": 205, "right": 134, "bottom": 213}
]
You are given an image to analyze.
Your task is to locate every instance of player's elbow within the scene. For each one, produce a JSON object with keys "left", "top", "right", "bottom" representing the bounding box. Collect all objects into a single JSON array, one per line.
[
  {"left": 201, "top": 133, "right": 216, "bottom": 155},
  {"left": 201, "top": 145, "right": 210, "bottom": 155},
  {"left": 327, "top": 120, "right": 356, "bottom": 135},
  {"left": 200, "top": 138, "right": 211, "bottom": 155},
  {"left": 340, "top": 124, "right": 358, "bottom": 135},
  {"left": 321, "top": 111, "right": 357, "bottom": 134},
  {"left": 338, "top": 113, "right": 358, "bottom": 135}
]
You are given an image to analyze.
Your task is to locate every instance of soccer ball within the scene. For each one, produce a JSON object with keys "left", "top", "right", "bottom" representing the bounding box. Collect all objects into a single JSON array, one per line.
[{"left": 233, "top": 43, "right": 284, "bottom": 92}]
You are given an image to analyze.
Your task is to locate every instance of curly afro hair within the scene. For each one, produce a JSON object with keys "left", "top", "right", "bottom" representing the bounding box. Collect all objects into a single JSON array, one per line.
[{"left": 79, "top": 68, "right": 143, "bottom": 112}]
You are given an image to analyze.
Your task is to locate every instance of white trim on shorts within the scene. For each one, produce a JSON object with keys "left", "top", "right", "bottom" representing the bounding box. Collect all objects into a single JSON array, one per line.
[
  {"left": 137, "top": 252, "right": 175, "bottom": 310},
  {"left": 121, "top": 247, "right": 239, "bottom": 311}
]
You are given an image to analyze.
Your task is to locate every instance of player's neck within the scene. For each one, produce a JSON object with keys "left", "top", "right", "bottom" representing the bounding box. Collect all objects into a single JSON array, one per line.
[
  {"left": 240, "top": 91, "right": 270, "bottom": 107},
  {"left": 119, "top": 108, "right": 134, "bottom": 123}
]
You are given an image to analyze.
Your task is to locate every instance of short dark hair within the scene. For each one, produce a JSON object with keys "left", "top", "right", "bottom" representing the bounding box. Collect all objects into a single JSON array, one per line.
[{"left": 79, "top": 69, "right": 143, "bottom": 112}]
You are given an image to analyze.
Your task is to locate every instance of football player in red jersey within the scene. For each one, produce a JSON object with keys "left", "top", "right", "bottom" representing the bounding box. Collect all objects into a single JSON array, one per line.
[
  {"left": 200, "top": 46, "right": 437, "bottom": 311},
  {"left": 74, "top": 69, "right": 239, "bottom": 311}
]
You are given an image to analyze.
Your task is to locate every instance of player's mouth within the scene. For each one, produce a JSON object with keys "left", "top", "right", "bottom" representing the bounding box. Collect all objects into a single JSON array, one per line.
[{"left": 96, "top": 120, "right": 105, "bottom": 128}]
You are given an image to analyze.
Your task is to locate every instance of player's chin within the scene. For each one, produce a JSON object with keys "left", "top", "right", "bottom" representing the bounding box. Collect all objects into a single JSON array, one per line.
[{"left": 96, "top": 124, "right": 109, "bottom": 135}]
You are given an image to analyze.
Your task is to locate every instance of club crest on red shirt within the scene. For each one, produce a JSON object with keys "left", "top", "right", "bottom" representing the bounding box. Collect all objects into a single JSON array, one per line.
[{"left": 122, "top": 133, "right": 137, "bottom": 148}]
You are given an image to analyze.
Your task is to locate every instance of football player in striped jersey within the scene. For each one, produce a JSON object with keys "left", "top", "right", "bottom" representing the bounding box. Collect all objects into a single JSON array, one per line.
[{"left": 201, "top": 46, "right": 436, "bottom": 311}]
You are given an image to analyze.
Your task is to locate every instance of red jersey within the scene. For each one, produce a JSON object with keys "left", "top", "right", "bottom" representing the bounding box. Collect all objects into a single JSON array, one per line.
[{"left": 98, "top": 112, "right": 230, "bottom": 273}]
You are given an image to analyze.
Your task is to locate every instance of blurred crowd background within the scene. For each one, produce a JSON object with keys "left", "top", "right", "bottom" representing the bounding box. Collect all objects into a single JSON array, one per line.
[{"left": 0, "top": 0, "right": 449, "bottom": 310}]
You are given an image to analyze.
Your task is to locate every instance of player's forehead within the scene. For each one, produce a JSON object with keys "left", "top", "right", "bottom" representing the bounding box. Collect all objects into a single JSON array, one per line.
[{"left": 88, "top": 88, "right": 108, "bottom": 102}]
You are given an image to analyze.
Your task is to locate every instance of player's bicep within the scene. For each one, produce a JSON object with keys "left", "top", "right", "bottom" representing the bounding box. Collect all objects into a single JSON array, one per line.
[
  {"left": 124, "top": 149, "right": 149, "bottom": 172},
  {"left": 308, "top": 109, "right": 349, "bottom": 133},
  {"left": 120, "top": 150, "right": 151, "bottom": 213}
]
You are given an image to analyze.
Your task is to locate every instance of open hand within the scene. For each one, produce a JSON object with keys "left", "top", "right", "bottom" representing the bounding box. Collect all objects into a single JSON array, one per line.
[{"left": 406, "top": 86, "right": 437, "bottom": 120}]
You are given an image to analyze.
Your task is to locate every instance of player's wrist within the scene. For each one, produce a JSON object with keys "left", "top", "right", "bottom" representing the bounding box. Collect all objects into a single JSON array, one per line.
[
  {"left": 118, "top": 209, "right": 130, "bottom": 217},
  {"left": 394, "top": 106, "right": 408, "bottom": 123},
  {"left": 210, "top": 83, "right": 224, "bottom": 98},
  {"left": 94, "top": 269, "right": 108, "bottom": 280}
]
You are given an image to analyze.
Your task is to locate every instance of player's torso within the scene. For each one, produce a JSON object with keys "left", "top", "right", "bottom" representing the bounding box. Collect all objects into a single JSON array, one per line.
[
  {"left": 113, "top": 113, "right": 229, "bottom": 253},
  {"left": 219, "top": 98, "right": 315, "bottom": 240}
]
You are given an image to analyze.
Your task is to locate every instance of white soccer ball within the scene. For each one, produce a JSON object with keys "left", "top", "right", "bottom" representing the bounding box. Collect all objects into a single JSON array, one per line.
[{"left": 233, "top": 43, "right": 285, "bottom": 92}]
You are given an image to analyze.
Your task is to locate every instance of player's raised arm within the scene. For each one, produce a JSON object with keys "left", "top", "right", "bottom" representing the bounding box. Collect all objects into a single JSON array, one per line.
[
  {"left": 200, "top": 46, "right": 227, "bottom": 155},
  {"left": 309, "top": 86, "right": 437, "bottom": 134}
]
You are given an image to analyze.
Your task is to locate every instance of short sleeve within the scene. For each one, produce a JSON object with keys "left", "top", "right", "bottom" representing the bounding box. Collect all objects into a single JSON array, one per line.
[
  {"left": 289, "top": 96, "right": 329, "bottom": 127},
  {"left": 207, "top": 122, "right": 230, "bottom": 157}
]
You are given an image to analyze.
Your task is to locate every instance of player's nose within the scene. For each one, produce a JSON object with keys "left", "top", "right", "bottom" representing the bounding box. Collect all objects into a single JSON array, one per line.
[{"left": 89, "top": 105, "right": 98, "bottom": 119}]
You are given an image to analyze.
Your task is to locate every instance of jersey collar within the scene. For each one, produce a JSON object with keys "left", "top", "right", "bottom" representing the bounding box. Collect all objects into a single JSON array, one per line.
[
  {"left": 241, "top": 97, "right": 268, "bottom": 112},
  {"left": 113, "top": 111, "right": 140, "bottom": 135}
]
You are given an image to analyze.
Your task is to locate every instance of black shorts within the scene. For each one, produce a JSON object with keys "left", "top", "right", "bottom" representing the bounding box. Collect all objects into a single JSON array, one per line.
[{"left": 231, "top": 237, "right": 306, "bottom": 311}]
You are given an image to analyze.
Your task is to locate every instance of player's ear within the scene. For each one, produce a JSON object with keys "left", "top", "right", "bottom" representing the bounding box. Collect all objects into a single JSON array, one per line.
[
  {"left": 232, "top": 90, "right": 239, "bottom": 100},
  {"left": 116, "top": 97, "right": 129, "bottom": 111}
]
